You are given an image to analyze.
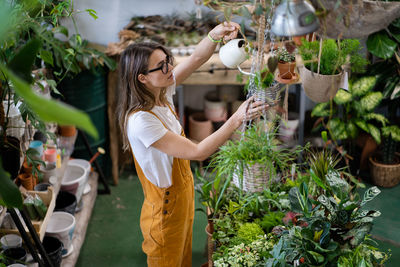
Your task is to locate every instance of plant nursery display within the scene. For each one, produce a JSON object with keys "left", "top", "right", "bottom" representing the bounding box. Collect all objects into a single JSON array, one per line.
[{"left": 0, "top": 1, "right": 103, "bottom": 208}]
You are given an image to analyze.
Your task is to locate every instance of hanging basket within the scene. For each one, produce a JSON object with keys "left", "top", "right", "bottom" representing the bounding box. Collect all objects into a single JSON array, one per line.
[
  {"left": 254, "top": 84, "right": 282, "bottom": 106},
  {"left": 313, "top": 0, "right": 400, "bottom": 39},
  {"left": 232, "top": 162, "right": 274, "bottom": 192},
  {"left": 299, "top": 66, "right": 344, "bottom": 103},
  {"left": 369, "top": 153, "right": 400, "bottom": 188}
]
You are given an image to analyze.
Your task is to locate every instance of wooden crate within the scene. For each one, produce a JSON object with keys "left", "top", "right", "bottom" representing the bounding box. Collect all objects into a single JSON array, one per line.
[{"left": 0, "top": 187, "right": 56, "bottom": 241}]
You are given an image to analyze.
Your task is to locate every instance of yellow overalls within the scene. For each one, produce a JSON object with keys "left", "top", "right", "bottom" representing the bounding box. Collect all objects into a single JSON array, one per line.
[{"left": 130, "top": 106, "right": 194, "bottom": 267}]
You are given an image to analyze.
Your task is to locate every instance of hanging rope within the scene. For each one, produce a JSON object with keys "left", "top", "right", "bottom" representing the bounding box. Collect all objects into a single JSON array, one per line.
[{"left": 317, "top": 37, "right": 323, "bottom": 75}]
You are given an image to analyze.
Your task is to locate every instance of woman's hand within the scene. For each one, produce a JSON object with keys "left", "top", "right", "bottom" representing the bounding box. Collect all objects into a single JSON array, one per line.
[
  {"left": 231, "top": 96, "right": 269, "bottom": 128},
  {"left": 209, "top": 21, "right": 240, "bottom": 42}
]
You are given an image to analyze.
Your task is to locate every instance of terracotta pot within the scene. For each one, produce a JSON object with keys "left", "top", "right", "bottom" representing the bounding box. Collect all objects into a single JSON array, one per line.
[
  {"left": 293, "top": 35, "right": 306, "bottom": 46},
  {"left": 204, "top": 92, "right": 227, "bottom": 122},
  {"left": 278, "top": 61, "right": 296, "bottom": 79},
  {"left": 58, "top": 125, "right": 76, "bottom": 137},
  {"left": 17, "top": 173, "right": 36, "bottom": 191},
  {"left": 188, "top": 113, "right": 213, "bottom": 143}
]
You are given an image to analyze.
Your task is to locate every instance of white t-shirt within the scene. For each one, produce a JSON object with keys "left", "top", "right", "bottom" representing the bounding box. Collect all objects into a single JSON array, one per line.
[{"left": 127, "top": 80, "right": 181, "bottom": 188}]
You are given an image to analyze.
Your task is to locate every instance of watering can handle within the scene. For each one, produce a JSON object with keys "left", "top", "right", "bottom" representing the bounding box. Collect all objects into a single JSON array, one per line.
[{"left": 237, "top": 65, "right": 255, "bottom": 77}]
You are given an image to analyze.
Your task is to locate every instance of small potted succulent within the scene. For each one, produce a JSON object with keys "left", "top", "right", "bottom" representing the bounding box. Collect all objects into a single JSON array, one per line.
[{"left": 277, "top": 46, "right": 296, "bottom": 80}]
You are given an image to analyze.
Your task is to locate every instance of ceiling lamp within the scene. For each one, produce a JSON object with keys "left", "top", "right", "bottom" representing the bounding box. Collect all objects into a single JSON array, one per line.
[{"left": 271, "top": 0, "right": 319, "bottom": 37}]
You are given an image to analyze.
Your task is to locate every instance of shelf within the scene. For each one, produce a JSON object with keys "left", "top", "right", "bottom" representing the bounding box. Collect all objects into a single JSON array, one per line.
[{"left": 61, "top": 171, "right": 98, "bottom": 266}]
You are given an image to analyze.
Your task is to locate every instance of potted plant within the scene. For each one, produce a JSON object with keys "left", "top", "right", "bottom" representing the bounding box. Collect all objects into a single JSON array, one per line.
[
  {"left": 276, "top": 46, "right": 296, "bottom": 81},
  {"left": 210, "top": 123, "right": 303, "bottom": 193},
  {"left": 311, "top": 76, "right": 395, "bottom": 173},
  {"left": 298, "top": 38, "right": 369, "bottom": 103}
]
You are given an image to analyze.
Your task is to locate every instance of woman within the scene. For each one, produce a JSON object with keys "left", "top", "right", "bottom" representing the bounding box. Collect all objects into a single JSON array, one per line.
[{"left": 117, "top": 21, "right": 268, "bottom": 266}]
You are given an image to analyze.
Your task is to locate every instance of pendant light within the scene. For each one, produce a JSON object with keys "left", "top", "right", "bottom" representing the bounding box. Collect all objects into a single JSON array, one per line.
[{"left": 271, "top": 0, "right": 319, "bottom": 37}]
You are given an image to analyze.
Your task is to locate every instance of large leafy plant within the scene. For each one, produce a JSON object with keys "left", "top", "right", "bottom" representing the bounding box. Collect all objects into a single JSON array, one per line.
[
  {"left": 311, "top": 76, "right": 391, "bottom": 144},
  {"left": 298, "top": 39, "right": 368, "bottom": 75},
  {"left": 0, "top": 1, "right": 101, "bottom": 209}
]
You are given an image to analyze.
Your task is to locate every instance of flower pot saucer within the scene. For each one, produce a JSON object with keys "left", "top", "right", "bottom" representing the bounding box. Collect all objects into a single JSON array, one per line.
[
  {"left": 62, "top": 244, "right": 74, "bottom": 258},
  {"left": 276, "top": 73, "right": 299, "bottom": 84}
]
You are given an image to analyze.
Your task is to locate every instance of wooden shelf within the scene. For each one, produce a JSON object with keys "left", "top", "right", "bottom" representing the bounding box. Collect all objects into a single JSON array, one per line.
[{"left": 61, "top": 171, "right": 98, "bottom": 267}]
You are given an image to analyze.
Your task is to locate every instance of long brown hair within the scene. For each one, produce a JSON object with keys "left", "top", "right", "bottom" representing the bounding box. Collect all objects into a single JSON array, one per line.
[{"left": 117, "top": 42, "right": 172, "bottom": 151}]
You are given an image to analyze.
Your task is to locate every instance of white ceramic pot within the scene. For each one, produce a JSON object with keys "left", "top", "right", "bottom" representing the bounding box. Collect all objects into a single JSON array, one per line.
[
  {"left": 279, "top": 112, "right": 299, "bottom": 141},
  {"left": 61, "top": 163, "right": 87, "bottom": 204},
  {"left": 46, "top": 211, "right": 76, "bottom": 257},
  {"left": 68, "top": 159, "right": 91, "bottom": 195},
  {"left": 0, "top": 234, "right": 22, "bottom": 249},
  {"left": 41, "top": 162, "right": 57, "bottom": 183}
]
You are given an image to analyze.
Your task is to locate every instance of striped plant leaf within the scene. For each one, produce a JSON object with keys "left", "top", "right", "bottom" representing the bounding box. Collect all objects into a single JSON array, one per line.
[
  {"left": 312, "top": 102, "right": 331, "bottom": 117},
  {"left": 334, "top": 89, "right": 352, "bottom": 105},
  {"left": 360, "top": 92, "right": 383, "bottom": 112},
  {"left": 328, "top": 118, "right": 348, "bottom": 140},
  {"left": 368, "top": 124, "right": 381, "bottom": 144},
  {"left": 354, "top": 119, "right": 369, "bottom": 132},
  {"left": 363, "top": 113, "right": 388, "bottom": 126},
  {"left": 350, "top": 76, "right": 377, "bottom": 97},
  {"left": 360, "top": 186, "right": 381, "bottom": 207}
]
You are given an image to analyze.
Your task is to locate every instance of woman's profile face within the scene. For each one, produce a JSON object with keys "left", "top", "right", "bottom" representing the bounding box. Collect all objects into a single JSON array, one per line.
[{"left": 145, "top": 49, "right": 174, "bottom": 89}]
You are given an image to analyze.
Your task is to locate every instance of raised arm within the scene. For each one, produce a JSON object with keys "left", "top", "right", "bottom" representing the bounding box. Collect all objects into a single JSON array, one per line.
[
  {"left": 151, "top": 97, "right": 268, "bottom": 161},
  {"left": 173, "top": 21, "right": 240, "bottom": 86}
]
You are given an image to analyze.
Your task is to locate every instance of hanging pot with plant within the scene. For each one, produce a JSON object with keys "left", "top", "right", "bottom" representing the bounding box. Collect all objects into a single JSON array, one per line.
[
  {"left": 298, "top": 38, "right": 368, "bottom": 103},
  {"left": 276, "top": 46, "right": 297, "bottom": 82}
]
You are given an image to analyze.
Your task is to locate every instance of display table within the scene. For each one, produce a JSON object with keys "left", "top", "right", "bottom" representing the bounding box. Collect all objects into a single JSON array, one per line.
[{"left": 61, "top": 171, "right": 98, "bottom": 267}]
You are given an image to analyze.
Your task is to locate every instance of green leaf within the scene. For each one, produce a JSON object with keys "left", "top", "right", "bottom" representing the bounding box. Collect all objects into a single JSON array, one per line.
[
  {"left": 39, "top": 49, "right": 54, "bottom": 66},
  {"left": 223, "top": 7, "right": 232, "bottom": 21},
  {"left": 7, "top": 39, "right": 41, "bottom": 84},
  {"left": 312, "top": 102, "right": 330, "bottom": 117},
  {"left": 85, "top": 9, "right": 98, "bottom": 20},
  {"left": 347, "top": 120, "right": 358, "bottom": 139},
  {"left": 334, "top": 89, "right": 352, "bottom": 105},
  {"left": 354, "top": 119, "right": 369, "bottom": 132},
  {"left": 360, "top": 92, "right": 383, "bottom": 112},
  {"left": 321, "top": 131, "right": 328, "bottom": 143},
  {"left": 53, "top": 25, "right": 69, "bottom": 36},
  {"left": 309, "top": 169, "right": 327, "bottom": 190},
  {"left": 382, "top": 125, "right": 400, "bottom": 142},
  {"left": 368, "top": 123, "right": 381, "bottom": 144},
  {"left": 325, "top": 168, "right": 350, "bottom": 197},
  {"left": 367, "top": 31, "right": 397, "bottom": 59},
  {"left": 388, "top": 24, "right": 400, "bottom": 43},
  {"left": 363, "top": 113, "right": 388, "bottom": 126},
  {"left": 307, "top": 251, "right": 325, "bottom": 264},
  {"left": 0, "top": 65, "right": 99, "bottom": 139},
  {"left": 0, "top": 162, "right": 23, "bottom": 208},
  {"left": 351, "top": 76, "right": 377, "bottom": 97},
  {"left": 328, "top": 118, "right": 348, "bottom": 140}
]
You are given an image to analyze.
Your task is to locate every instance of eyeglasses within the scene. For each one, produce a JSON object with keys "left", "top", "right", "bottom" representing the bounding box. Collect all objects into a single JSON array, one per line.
[{"left": 147, "top": 55, "right": 173, "bottom": 74}]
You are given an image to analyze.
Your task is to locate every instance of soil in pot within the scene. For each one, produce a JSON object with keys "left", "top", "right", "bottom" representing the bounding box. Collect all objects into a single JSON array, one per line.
[
  {"left": 43, "top": 235, "right": 63, "bottom": 267},
  {"left": 55, "top": 190, "right": 77, "bottom": 215},
  {"left": 2, "top": 247, "right": 27, "bottom": 265}
]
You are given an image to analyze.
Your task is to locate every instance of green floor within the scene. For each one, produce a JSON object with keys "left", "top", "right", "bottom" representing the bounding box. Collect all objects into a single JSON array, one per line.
[{"left": 76, "top": 171, "right": 400, "bottom": 267}]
